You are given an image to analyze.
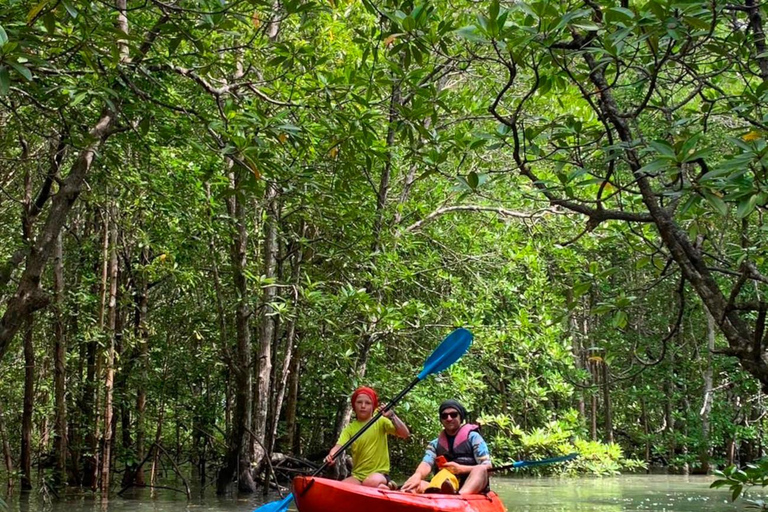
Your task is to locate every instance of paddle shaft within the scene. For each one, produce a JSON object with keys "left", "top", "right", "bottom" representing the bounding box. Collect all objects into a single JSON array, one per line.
[
  {"left": 312, "top": 375, "right": 422, "bottom": 477},
  {"left": 490, "top": 453, "right": 579, "bottom": 473}
]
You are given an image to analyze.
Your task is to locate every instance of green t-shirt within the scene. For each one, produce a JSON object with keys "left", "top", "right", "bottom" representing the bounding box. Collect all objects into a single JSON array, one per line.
[{"left": 337, "top": 417, "right": 396, "bottom": 481}]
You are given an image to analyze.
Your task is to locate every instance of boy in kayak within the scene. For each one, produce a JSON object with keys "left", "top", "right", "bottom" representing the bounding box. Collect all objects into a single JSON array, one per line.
[
  {"left": 401, "top": 399, "right": 491, "bottom": 495},
  {"left": 324, "top": 386, "right": 410, "bottom": 488}
]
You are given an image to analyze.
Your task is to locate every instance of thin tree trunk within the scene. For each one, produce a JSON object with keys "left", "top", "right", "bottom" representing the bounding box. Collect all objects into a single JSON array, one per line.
[
  {"left": 254, "top": 182, "right": 279, "bottom": 468},
  {"left": 100, "top": 216, "right": 119, "bottom": 495},
  {"left": 21, "top": 317, "right": 34, "bottom": 490},
  {"left": 601, "top": 361, "right": 613, "bottom": 443},
  {"left": 284, "top": 349, "right": 301, "bottom": 455},
  {"left": 52, "top": 232, "right": 67, "bottom": 486},
  {"left": 0, "top": 401, "right": 13, "bottom": 481},
  {"left": 700, "top": 308, "right": 715, "bottom": 473},
  {"left": 84, "top": 209, "right": 110, "bottom": 489},
  {"left": 217, "top": 169, "right": 254, "bottom": 494},
  {"left": 134, "top": 247, "right": 149, "bottom": 487},
  {"left": 270, "top": 226, "right": 304, "bottom": 451}
]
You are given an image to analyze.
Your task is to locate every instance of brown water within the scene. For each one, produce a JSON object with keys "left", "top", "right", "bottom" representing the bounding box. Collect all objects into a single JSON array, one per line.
[{"left": 0, "top": 475, "right": 752, "bottom": 511}]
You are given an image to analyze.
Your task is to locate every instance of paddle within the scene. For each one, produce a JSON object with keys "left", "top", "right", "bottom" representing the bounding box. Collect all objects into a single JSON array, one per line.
[
  {"left": 253, "top": 327, "right": 474, "bottom": 512},
  {"left": 490, "top": 452, "right": 579, "bottom": 473}
]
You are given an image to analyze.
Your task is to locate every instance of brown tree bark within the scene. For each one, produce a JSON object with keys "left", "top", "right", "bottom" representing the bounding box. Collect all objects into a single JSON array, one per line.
[
  {"left": 217, "top": 169, "right": 254, "bottom": 494},
  {"left": 254, "top": 182, "right": 279, "bottom": 466},
  {"left": 0, "top": 401, "right": 13, "bottom": 483},
  {"left": 52, "top": 232, "right": 68, "bottom": 486},
  {"left": 284, "top": 349, "right": 301, "bottom": 455},
  {"left": 100, "top": 216, "right": 119, "bottom": 495}
]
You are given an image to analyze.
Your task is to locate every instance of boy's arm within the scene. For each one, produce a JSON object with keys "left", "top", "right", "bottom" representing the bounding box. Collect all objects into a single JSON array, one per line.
[
  {"left": 390, "top": 412, "right": 410, "bottom": 439},
  {"left": 324, "top": 444, "right": 343, "bottom": 465}
]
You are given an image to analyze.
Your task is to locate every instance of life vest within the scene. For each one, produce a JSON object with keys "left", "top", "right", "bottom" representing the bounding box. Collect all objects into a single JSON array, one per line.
[{"left": 435, "top": 424, "right": 480, "bottom": 466}]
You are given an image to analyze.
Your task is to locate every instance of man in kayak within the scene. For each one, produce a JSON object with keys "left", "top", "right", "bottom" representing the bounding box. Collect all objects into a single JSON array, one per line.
[
  {"left": 325, "top": 386, "right": 410, "bottom": 488},
  {"left": 401, "top": 399, "right": 491, "bottom": 495}
]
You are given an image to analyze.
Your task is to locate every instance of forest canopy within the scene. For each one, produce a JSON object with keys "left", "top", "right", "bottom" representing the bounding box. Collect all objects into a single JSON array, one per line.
[{"left": 1, "top": 0, "right": 768, "bottom": 494}]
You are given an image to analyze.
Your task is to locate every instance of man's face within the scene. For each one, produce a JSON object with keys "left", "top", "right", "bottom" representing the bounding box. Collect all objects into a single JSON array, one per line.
[{"left": 440, "top": 407, "right": 461, "bottom": 432}]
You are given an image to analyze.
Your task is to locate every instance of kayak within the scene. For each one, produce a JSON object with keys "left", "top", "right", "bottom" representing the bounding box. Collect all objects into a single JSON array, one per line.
[{"left": 292, "top": 476, "right": 507, "bottom": 512}]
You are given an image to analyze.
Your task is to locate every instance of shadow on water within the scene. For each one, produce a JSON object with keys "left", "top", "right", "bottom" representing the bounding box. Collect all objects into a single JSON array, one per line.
[{"left": 1, "top": 475, "right": 761, "bottom": 512}]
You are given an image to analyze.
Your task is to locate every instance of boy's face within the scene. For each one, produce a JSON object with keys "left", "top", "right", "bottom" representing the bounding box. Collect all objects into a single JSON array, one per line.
[{"left": 353, "top": 394, "right": 373, "bottom": 418}]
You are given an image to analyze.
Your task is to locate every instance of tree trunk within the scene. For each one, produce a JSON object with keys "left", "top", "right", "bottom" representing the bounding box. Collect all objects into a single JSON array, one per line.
[
  {"left": 100, "top": 216, "right": 119, "bottom": 495},
  {"left": 254, "top": 182, "right": 279, "bottom": 470},
  {"left": 700, "top": 308, "right": 715, "bottom": 474},
  {"left": 52, "top": 232, "right": 67, "bottom": 486},
  {"left": 0, "top": 401, "right": 13, "bottom": 482},
  {"left": 134, "top": 247, "right": 150, "bottom": 487},
  {"left": 217, "top": 169, "right": 254, "bottom": 494},
  {"left": 284, "top": 349, "right": 301, "bottom": 455},
  {"left": 21, "top": 317, "right": 34, "bottom": 490},
  {"left": 83, "top": 209, "right": 110, "bottom": 489},
  {"left": 270, "top": 225, "right": 305, "bottom": 451},
  {"left": 601, "top": 360, "right": 613, "bottom": 443}
]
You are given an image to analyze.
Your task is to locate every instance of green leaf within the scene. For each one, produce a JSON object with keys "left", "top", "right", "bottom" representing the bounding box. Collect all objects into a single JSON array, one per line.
[
  {"left": 0, "top": 25, "right": 7, "bottom": 46},
  {"left": 572, "top": 21, "right": 600, "bottom": 31},
  {"left": 703, "top": 191, "right": 728, "bottom": 216},
  {"left": 638, "top": 159, "right": 671, "bottom": 174},
  {"left": 63, "top": 1, "right": 78, "bottom": 18},
  {"left": 731, "top": 484, "right": 743, "bottom": 502},
  {"left": 8, "top": 62, "right": 32, "bottom": 82},
  {"left": 9, "top": 62, "right": 32, "bottom": 81},
  {"left": 649, "top": 140, "right": 675, "bottom": 158},
  {"left": 607, "top": 7, "right": 635, "bottom": 20},
  {"left": 467, "top": 171, "right": 479, "bottom": 189},
  {"left": 736, "top": 195, "right": 757, "bottom": 219},
  {"left": 27, "top": 0, "right": 48, "bottom": 23},
  {"left": 43, "top": 12, "right": 56, "bottom": 34},
  {"left": 455, "top": 25, "right": 486, "bottom": 42}
]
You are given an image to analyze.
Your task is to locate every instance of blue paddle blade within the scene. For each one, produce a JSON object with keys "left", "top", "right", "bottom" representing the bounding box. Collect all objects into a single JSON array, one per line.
[
  {"left": 511, "top": 453, "right": 579, "bottom": 469},
  {"left": 253, "top": 493, "right": 294, "bottom": 512},
  {"left": 417, "top": 328, "right": 473, "bottom": 380}
]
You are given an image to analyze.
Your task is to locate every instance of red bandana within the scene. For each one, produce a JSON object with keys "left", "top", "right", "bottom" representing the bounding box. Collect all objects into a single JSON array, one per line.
[{"left": 351, "top": 386, "right": 379, "bottom": 410}]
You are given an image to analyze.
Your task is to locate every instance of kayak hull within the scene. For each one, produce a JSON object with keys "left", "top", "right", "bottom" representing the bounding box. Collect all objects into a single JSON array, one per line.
[{"left": 292, "top": 476, "right": 506, "bottom": 512}]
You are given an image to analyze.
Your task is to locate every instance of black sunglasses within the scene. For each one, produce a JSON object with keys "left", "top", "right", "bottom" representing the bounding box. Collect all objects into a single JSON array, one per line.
[{"left": 440, "top": 411, "right": 460, "bottom": 420}]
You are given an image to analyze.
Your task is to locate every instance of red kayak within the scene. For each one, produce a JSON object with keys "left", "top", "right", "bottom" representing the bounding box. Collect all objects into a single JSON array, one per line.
[{"left": 292, "top": 476, "right": 507, "bottom": 512}]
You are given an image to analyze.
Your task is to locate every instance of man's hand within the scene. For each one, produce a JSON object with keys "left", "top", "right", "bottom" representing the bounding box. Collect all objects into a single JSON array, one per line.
[
  {"left": 442, "top": 461, "right": 468, "bottom": 475},
  {"left": 401, "top": 474, "right": 423, "bottom": 493},
  {"left": 324, "top": 453, "right": 336, "bottom": 466}
]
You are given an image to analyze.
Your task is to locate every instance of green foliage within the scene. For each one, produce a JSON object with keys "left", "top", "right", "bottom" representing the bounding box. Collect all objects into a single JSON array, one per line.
[
  {"left": 481, "top": 414, "right": 646, "bottom": 476},
  {"left": 712, "top": 461, "right": 768, "bottom": 508}
]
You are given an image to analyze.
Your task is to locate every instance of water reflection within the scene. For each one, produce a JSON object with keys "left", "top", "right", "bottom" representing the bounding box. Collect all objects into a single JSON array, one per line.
[
  {"left": 492, "top": 475, "right": 745, "bottom": 512},
  {"left": 0, "top": 475, "right": 758, "bottom": 511}
]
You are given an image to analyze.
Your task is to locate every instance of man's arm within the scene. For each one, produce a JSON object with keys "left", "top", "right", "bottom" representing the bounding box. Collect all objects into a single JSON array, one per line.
[{"left": 401, "top": 462, "right": 432, "bottom": 492}]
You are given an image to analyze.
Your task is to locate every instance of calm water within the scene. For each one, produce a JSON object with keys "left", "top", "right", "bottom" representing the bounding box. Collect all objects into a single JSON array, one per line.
[{"left": 0, "top": 475, "right": 753, "bottom": 511}]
